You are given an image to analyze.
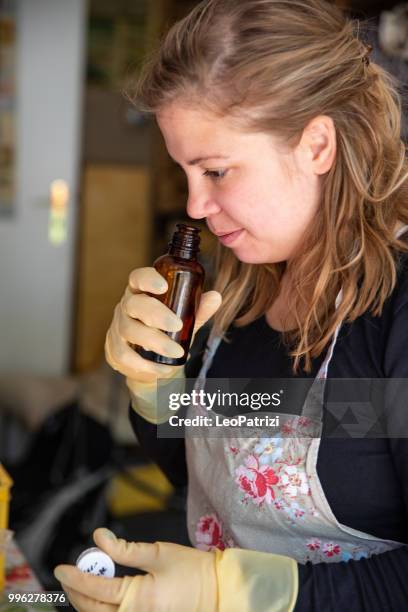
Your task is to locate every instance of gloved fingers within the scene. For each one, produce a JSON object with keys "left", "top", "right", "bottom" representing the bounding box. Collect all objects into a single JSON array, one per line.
[
  {"left": 127, "top": 266, "right": 168, "bottom": 295},
  {"left": 117, "top": 574, "right": 155, "bottom": 612},
  {"left": 62, "top": 586, "right": 118, "bottom": 612},
  {"left": 125, "top": 362, "right": 184, "bottom": 389},
  {"left": 94, "top": 529, "right": 164, "bottom": 573},
  {"left": 117, "top": 314, "right": 184, "bottom": 359},
  {"left": 105, "top": 327, "right": 175, "bottom": 381},
  {"left": 121, "top": 290, "right": 182, "bottom": 333},
  {"left": 193, "top": 291, "right": 222, "bottom": 338},
  {"left": 55, "top": 566, "right": 133, "bottom": 606}
]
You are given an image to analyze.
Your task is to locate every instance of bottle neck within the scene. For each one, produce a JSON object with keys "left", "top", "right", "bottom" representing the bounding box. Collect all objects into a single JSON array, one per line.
[
  {"left": 168, "top": 223, "right": 201, "bottom": 260},
  {"left": 168, "top": 244, "right": 198, "bottom": 260}
]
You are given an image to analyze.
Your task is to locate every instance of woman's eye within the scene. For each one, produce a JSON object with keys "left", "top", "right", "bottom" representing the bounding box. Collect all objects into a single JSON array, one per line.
[{"left": 203, "top": 169, "right": 227, "bottom": 180}]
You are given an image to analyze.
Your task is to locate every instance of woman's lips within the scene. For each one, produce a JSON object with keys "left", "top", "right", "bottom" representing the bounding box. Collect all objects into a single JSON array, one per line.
[{"left": 217, "top": 229, "right": 244, "bottom": 246}]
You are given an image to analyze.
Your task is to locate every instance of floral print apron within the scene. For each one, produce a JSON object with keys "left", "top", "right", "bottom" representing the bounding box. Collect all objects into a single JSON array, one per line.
[{"left": 185, "top": 225, "right": 408, "bottom": 564}]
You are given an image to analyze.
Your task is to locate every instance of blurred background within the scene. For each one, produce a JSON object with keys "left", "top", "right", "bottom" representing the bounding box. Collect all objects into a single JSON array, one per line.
[{"left": 0, "top": 0, "right": 406, "bottom": 605}]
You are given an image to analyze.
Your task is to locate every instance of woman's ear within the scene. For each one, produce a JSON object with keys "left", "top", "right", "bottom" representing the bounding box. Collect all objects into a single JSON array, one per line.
[{"left": 299, "top": 115, "right": 337, "bottom": 176}]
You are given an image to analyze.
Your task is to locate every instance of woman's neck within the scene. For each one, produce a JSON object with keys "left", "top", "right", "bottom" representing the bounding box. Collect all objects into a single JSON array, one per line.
[{"left": 265, "top": 272, "right": 298, "bottom": 332}]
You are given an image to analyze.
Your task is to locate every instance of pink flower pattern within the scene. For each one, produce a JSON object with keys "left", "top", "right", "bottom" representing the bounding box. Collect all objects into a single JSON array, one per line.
[
  {"left": 307, "top": 539, "right": 321, "bottom": 551},
  {"left": 196, "top": 415, "right": 380, "bottom": 564},
  {"left": 322, "top": 542, "right": 341, "bottom": 557},
  {"left": 304, "top": 539, "right": 372, "bottom": 563},
  {"left": 195, "top": 513, "right": 235, "bottom": 551},
  {"left": 235, "top": 454, "right": 279, "bottom": 506},
  {"left": 233, "top": 417, "right": 317, "bottom": 523}
]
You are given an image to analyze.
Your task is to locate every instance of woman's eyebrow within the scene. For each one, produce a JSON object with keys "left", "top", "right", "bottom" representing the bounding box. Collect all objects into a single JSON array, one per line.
[{"left": 187, "top": 155, "right": 230, "bottom": 165}]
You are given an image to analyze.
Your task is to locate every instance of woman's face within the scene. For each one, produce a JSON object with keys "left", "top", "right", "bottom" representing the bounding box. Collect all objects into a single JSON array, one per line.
[{"left": 157, "top": 103, "right": 325, "bottom": 264}]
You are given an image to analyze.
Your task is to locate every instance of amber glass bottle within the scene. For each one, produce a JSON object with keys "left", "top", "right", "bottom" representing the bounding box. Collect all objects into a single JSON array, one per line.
[{"left": 136, "top": 224, "right": 205, "bottom": 365}]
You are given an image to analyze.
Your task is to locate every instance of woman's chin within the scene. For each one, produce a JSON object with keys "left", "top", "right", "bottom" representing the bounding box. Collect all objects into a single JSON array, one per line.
[{"left": 232, "top": 247, "right": 283, "bottom": 265}]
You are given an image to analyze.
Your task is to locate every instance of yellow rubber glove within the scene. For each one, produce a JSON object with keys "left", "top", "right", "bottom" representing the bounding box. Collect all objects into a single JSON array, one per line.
[
  {"left": 54, "top": 528, "right": 298, "bottom": 612},
  {"left": 104, "top": 266, "right": 222, "bottom": 424},
  {"left": 216, "top": 547, "right": 299, "bottom": 612},
  {"left": 126, "top": 364, "right": 187, "bottom": 425}
]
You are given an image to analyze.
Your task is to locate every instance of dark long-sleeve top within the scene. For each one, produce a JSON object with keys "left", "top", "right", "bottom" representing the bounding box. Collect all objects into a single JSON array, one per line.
[{"left": 129, "top": 251, "right": 408, "bottom": 611}]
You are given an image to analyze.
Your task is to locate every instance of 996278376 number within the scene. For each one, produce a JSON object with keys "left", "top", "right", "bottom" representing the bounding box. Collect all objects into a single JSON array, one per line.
[{"left": 7, "top": 591, "right": 68, "bottom": 605}]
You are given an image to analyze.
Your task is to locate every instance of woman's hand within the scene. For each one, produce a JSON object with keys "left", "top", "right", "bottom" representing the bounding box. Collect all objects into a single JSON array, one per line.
[
  {"left": 105, "top": 266, "right": 222, "bottom": 385},
  {"left": 54, "top": 528, "right": 298, "bottom": 612},
  {"left": 54, "top": 528, "right": 218, "bottom": 612}
]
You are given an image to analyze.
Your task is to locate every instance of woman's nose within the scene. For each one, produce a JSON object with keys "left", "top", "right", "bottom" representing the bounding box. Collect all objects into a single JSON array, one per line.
[{"left": 186, "top": 189, "right": 222, "bottom": 220}]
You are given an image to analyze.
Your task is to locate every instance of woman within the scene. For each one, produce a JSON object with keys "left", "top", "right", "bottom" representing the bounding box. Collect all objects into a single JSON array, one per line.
[{"left": 54, "top": 0, "right": 408, "bottom": 609}]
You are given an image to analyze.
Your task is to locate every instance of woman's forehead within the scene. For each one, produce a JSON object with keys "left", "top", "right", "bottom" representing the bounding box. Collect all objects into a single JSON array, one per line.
[
  {"left": 156, "top": 104, "right": 279, "bottom": 161},
  {"left": 157, "top": 103, "right": 226, "bottom": 131},
  {"left": 157, "top": 106, "right": 236, "bottom": 156}
]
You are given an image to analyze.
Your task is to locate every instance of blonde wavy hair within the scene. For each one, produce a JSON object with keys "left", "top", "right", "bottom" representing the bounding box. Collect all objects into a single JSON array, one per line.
[{"left": 129, "top": 0, "right": 408, "bottom": 374}]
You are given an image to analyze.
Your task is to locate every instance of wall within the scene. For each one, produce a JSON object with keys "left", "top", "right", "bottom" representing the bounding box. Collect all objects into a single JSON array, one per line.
[{"left": 0, "top": 0, "right": 87, "bottom": 374}]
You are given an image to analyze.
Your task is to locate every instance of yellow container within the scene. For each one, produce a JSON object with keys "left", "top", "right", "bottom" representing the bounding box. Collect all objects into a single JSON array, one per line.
[
  {"left": 0, "top": 464, "right": 12, "bottom": 530},
  {"left": 0, "top": 464, "right": 13, "bottom": 592}
]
